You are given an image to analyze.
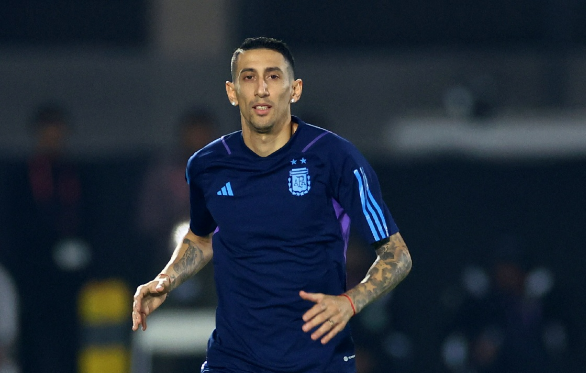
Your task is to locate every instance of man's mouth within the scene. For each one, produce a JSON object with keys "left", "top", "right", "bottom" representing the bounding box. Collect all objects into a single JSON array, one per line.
[{"left": 253, "top": 104, "right": 271, "bottom": 115}]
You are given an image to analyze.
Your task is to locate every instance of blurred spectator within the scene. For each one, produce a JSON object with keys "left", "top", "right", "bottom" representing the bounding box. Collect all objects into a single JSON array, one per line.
[
  {"left": 134, "top": 107, "right": 220, "bottom": 372},
  {"left": 440, "top": 238, "right": 573, "bottom": 373},
  {"left": 0, "top": 264, "right": 19, "bottom": 373},
  {"left": 135, "top": 107, "right": 218, "bottom": 305},
  {"left": 5, "top": 104, "right": 91, "bottom": 373},
  {"left": 0, "top": 161, "right": 15, "bottom": 276},
  {"left": 20, "top": 104, "right": 88, "bottom": 247}
]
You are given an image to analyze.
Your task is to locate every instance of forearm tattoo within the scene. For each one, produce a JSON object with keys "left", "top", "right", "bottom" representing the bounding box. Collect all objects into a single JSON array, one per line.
[
  {"left": 168, "top": 238, "right": 208, "bottom": 291},
  {"left": 348, "top": 233, "right": 412, "bottom": 313}
]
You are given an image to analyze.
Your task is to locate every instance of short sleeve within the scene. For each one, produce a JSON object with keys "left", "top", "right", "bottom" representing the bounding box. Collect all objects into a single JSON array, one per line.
[
  {"left": 186, "top": 155, "right": 217, "bottom": 236},
  {"left": 330, "top": 140, "right": 399, "bottom": 245}
]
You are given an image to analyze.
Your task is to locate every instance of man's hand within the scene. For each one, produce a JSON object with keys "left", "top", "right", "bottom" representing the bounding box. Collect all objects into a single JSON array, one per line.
[
  {"left": 131, "top": 275, "right": 171, "bottom": 331},
  {"left": 300, "top": 290, "right": 354, "bottom": 344}
]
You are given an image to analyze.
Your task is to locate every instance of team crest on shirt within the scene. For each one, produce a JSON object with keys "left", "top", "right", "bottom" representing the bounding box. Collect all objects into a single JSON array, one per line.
[{"left": 288, "top": 166, "right": 311, "bottom": 196}]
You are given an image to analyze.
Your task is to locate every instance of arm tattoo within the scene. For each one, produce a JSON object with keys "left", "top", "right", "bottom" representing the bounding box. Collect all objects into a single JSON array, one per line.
[
  {"left": 168, "top": 238, "right": 208, "bottom": 291},
  {"left": 347, "top": 233, "right": 412, "bottom": 313}
]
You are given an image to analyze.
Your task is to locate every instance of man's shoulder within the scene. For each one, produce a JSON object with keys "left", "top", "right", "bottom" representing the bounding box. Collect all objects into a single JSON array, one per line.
[
  {"left": 297, "top": 120, "right": 355, "bottom": 155},
  {"left": 186, "top": 131, "right": 240, "bottom": 178},
  {"left": 189, "top": 132, "right": 240, "bottom": 162}
]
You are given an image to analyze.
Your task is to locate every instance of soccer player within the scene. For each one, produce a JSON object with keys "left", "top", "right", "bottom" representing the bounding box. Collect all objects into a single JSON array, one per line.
[{"left": 132, "top": 37, "right": 412, "bottom": 373}]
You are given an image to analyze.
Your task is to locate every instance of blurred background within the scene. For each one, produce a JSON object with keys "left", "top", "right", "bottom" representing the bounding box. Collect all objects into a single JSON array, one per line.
[{"left": 0, "top": 1, "right": 585, "bottom": 372}]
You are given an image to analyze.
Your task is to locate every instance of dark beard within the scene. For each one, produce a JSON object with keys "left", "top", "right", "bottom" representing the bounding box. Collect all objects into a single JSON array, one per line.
[{"left": 249, "top": 120, "right": 275, "bottom": 134}]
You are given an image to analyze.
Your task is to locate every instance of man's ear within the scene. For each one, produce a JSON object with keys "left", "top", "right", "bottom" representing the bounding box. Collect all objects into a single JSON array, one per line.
[
  {"left": 226, "top": 81, "right": 238, "bottom": 106},
  {"left": 290, "top": 79, "right": 303, "bottom": 103}
]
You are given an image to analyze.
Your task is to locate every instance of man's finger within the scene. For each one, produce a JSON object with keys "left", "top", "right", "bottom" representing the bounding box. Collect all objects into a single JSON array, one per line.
[
  {"left": 141, "top": 312, "right": 147, "bottom": 331},
  {"left": 310, "top": 317, "right": 338, "bottom": 341},
  {"left": 132, "top": 309, "right": 144, "bottom": 331},
  {"left": 320, "top": 322, "right": 342, "bottom": 344},
  {"left": 133, "top": 284, "right": 148, "bottom": 298},
  {"left": 299, "top": 290, "right": 321, "bottom": 302},
  {"left": 302, "top": 301, "right": 331, "bottom": 329},
  {"left": 131, "top": 311, "right": 138, "bottom": 331},
  {"left": 302, "top": 305, "right": 337, "bottom": 333},
  {"left": 300, "top": 291, "right": 326, "bottom": 322},
  {"left": 302, "top": 302, "right": 322, "bottom": 321},
  {"left": 132, "top": 297, "right": 142, "bottom": 312}
]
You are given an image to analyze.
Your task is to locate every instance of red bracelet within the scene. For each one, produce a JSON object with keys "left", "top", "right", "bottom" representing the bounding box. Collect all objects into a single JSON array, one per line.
[
  {"left": 157, "top": 273, "right": 171, "bottom": 281},
  {"left": 341, "top": 294, "right": 356, "bottom": 315}
]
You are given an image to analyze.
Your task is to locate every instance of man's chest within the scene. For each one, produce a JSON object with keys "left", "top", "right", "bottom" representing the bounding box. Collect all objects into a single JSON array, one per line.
[{"left": 202, "top": 154, "right": 333, "bottom": 231}]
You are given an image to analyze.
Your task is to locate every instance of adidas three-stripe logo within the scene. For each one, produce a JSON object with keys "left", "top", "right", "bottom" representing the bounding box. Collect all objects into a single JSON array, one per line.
[
  {"left": 217, "top": 182, "right": 234, "bottom": 196},
  {"left": 353, "top": 168, "right": 388, "bottom": 241}
]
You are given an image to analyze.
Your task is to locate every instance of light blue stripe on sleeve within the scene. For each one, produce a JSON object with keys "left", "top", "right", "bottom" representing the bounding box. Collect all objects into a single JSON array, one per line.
[
  {"left": 354, "top": 169, "right": 381, "bottom": 241},
  {"left": 359, "top": 168, "right": 388, "bottom": 238},
  {"left": 367, "top": 190, "right": 389, "bottom": 236},
  {"left": 360, "top": 167, "right": 389, "bottom": 236}
]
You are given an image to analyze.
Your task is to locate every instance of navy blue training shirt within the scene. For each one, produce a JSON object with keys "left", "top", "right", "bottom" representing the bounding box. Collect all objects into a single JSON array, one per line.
[{"left": 186, "top": 116, "right": 399, "bottom": 373}]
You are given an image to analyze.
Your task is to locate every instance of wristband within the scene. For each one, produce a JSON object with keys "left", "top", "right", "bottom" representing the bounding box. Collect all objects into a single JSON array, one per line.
[
  {"left": 341, "top": 294, "right": 356, "bottom": 315},
  {"left": 157, "top": 273, "right": 171, "bottom": 282}
]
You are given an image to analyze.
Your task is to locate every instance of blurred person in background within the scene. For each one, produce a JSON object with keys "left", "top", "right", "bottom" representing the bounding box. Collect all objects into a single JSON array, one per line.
[
  {"left": 136, "top": 107, "right": 218, "bottom": 282},
  {"left": 441, "top": 237, "right": 575, "bottom": 373},
  {"left": 0, "top": 263, "right": 19, "bottom": 373},
  {"left": 6, "top": 104, "right": 91, "bottom": 373},
  {"left": 134, "top": 107, "right": 220, "bottom": 372},
  {"left": 135, "top": 108, "right": 218, "bottom": 312},
  {"left": 0, "top": 134, "right": 18, "bottom": 373},
  {"left": 132, "top": 37, "right": 412, "bottom": 373}
]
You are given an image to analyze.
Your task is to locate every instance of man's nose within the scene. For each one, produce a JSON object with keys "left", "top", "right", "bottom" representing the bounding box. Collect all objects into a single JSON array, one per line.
[{"left": 256, "top": 79, "right": 269, "bottom": 97}]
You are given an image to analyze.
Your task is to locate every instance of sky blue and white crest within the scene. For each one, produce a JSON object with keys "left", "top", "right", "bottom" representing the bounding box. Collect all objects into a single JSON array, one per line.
[{"left": 289, "top": 167, "right": 311, "bottom": 196}]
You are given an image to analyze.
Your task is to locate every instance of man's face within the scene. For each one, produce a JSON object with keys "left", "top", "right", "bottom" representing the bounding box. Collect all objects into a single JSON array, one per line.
[{"left": 227, "top": 48, "right": 299, "bottom": 134}]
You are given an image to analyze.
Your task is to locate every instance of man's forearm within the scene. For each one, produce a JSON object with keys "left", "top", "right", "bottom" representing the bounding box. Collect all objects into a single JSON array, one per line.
[
  {"left": 161, "top": 231, "right": 213, "bottom": 291},
  {"left": 345, "top": 232, "right": 412, "bottom": 314}
]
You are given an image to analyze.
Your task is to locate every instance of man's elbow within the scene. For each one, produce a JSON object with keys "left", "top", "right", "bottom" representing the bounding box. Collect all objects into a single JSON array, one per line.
[{"left": 402, "top": 247, "right": 413, "bottom": 279}]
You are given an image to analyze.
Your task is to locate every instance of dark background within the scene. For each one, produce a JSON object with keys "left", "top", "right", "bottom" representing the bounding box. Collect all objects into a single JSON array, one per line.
[
  {"left": 2, "top": 0, "right": 586, "bottom": 48},
  {"left": 0, "top": 1, "right": 585, "bottom": 372}
]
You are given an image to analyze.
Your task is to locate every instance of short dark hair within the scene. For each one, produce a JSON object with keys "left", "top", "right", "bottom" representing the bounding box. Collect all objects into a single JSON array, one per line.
[{"left": 230, "top": 37, "right": 295, "bottom": 80}]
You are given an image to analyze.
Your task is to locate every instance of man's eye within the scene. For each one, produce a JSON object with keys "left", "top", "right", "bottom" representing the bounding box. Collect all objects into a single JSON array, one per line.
[
  {"left": 243, "top": 75, "right": 254, "bottom": 80},
  {"left": 267, "top": 74, "right": 279, "bottom": 80}
]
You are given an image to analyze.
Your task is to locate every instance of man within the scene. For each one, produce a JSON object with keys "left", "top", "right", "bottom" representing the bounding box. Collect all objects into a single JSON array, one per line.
[
  {"left": 132, "top": 37, "right": 412, "bottom": 373},
  {"left": 9, "top": 104, "right": 88, "bottom": 373},
  {"left": 0, "top": 263, "right": 19, "bottom": 373}
]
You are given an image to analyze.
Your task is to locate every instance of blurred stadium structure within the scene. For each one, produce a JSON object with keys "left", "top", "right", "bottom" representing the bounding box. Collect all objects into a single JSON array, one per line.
[{"left": 0, "top": 1, "right": 585, "bottom": 373}]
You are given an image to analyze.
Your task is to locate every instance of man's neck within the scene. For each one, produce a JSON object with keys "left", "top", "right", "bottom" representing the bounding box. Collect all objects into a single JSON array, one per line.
[{"left": 242, "top": 120, "right": 297, "bottom": 157}]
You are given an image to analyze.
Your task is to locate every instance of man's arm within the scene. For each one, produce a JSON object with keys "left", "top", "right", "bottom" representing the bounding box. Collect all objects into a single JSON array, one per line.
[
  {"left": 160, "top": 229, "right": 214, "bottom": 291},
  {"left": 345, "top": 231, "right": 412, "bottom": 313},
  {"left": 301, "top": 231, "right": 411, "bottom": 343},
  {"left": 131, "top": 229, "right": 213, "bottom": 331}
]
